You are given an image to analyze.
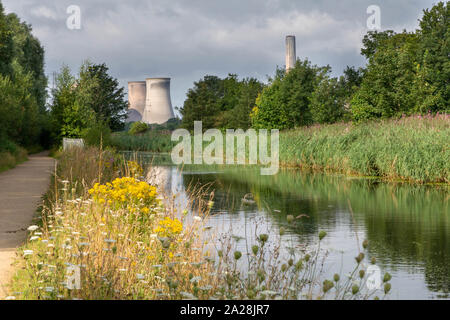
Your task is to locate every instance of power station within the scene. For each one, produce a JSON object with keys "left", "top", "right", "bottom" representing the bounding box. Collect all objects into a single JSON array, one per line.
[
  {"left": 127, "top": 35, "right": 295, "bottom": 123},
  {"left": 127, "top": 77, "right": 175, "bottom": 124},
  {"left": 286, "top": 35, "right": 296, "bottom": 72}
]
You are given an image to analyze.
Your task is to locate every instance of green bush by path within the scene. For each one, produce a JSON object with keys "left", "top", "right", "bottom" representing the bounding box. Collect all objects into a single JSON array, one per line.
[{"left": 280, "top": 115, "right": 449, "bottom": 183}]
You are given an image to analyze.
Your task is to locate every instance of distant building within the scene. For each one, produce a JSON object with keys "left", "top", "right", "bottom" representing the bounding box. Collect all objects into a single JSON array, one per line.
[{"left": 126, "top": 78, "right": 175, "bottom": 124}]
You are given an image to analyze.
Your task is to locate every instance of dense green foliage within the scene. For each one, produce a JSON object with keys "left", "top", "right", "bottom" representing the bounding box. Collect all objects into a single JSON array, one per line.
[
  {"left": 84, "top": 63, "right": 128, "bottom": 131},
  {"left": 49, "top": 62, "right": 128, "bottom": 142},
  {"left": 352, "top": 2, "right": 449, "bottom": 121},
  {"left": 180, "top": 2, "right": 448, "bottom": 131},
  {"left": 279, "top": 114, "right": 449, "bottom": 183},
  {"left": 180, "top": 74, "right": 264, "bottom": 130},
  {"left": 129, "top": 121, "right": 149, "bottom": 135},
  {"left": 0, "top": 2, "right": 48, "bottom": 153}
]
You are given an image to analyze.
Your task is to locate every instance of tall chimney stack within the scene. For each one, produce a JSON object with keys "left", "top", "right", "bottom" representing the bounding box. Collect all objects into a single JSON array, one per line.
[{"left": 285, "top": 35, "right": 296, "bottom": 72}]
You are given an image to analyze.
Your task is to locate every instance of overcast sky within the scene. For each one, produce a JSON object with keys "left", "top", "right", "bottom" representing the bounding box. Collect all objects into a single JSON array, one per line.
[{"left": 2, "top": 0, "right": 438, "bottom": 111}]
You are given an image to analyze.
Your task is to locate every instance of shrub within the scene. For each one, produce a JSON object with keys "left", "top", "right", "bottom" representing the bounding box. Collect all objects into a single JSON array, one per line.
[
  {"left": 129, "top": 122, "right": 148, "bottom": 135},
  {"left": 82, "top": 122, "right": 112, "bottom": 147}
]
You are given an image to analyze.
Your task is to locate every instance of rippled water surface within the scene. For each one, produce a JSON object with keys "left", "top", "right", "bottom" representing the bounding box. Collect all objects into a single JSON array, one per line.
[{"left": 133, "top": 152, "right": 449, "bottom": 300}]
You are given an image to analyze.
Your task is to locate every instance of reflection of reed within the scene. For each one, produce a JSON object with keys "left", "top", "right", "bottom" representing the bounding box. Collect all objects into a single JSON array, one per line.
[{"left": 181, "top": 167, "right": 450, "bottom": 296}]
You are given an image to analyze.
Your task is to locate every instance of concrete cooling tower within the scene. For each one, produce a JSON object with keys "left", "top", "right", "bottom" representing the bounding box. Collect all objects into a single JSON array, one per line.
[
  {"left": 126, "top": 81, "right": 146, "bottom": 122},
  {"left": 142, "top": 78, "right": 175, "bottom": 124},
  {"left": 286, "top": 35, "right": 296, "bottom": 72}
]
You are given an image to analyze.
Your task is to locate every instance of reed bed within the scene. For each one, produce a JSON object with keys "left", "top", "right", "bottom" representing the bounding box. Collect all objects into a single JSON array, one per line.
[{"left": 280, "top": 114, "right": 449, "bottom": 183}]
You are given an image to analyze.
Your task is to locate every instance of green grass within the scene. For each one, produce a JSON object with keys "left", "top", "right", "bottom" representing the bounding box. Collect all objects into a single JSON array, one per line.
[
  {"left": 110, "top": 130, "right": 174, "bottom": 153},
  {"left": 0, "top": 146, "right": 28, "bottom": 173},
  {"left": 280, "top": 114, "right": 449, "bottom": 184},
  {"left": 112, "top": 115, "right": 449, "bottom": 184}
]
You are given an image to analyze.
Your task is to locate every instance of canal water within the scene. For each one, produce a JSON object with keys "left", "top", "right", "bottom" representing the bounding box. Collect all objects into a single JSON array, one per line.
[{"left": 133, "top": 153, "right": 449, "bottom": 299}]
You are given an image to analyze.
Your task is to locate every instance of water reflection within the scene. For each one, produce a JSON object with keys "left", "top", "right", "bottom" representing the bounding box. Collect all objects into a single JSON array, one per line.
[{"left": 147, "top": 164, "right": 449, "bottom": 299}]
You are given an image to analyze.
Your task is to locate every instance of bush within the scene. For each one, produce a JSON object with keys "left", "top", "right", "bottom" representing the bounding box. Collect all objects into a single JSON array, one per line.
[
  {"left": 129, "top": 121, "right": 148, "bottom": 135},
  {"left": 82, "top": 122, "right": 112, "bottom": 147}
]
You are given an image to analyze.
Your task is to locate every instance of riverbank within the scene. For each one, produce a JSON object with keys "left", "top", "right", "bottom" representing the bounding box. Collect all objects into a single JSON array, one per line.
[
  {"left": 0, "top": 147, "right": 28, "bottom": 174},
  {"left": 0, "top": 152, "right": 54, "bottom": 297},
  {"left": 6, "top": 147, "right": 390, "bottom": 300},
  {"left": 280, "top": 115, "right": 449, "bottom": 184}
]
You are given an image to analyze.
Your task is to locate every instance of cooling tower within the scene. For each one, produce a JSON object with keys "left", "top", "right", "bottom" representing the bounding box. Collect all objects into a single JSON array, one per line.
[
  {"left": 126, "top": 81, "right": 146, "bottom": 122},
  {"left": 286, "top": 35, "right": 296, "bottom": 72},
  {"left": 143, "top": 78, "right": 175, "bottom": 124}
]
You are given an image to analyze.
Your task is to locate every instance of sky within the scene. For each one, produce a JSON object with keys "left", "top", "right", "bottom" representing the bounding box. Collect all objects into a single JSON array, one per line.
[{"left": 2, "top": 0, "right": 439, "bottom": 112}]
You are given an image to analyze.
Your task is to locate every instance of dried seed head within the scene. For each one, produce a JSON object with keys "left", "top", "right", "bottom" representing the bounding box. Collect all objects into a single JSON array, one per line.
[
  {"left": 319, "top": 231, "right": 327, "bottom": 241},
  {"left": 251, "top": 245, "right": 259, "bottom": 255},
  {"left": 355, "top": 253, "right": 365, "bottom": 264},
  {"left": 234, "top": 251, "right": 242, "bottom": 260},
  {"left": 352, "top": 285, "right": 359, "bottom": 295},
  {"left": 359, "top": 270, "right": 365, "bottom": 279},
  {"left": 333, "top": 274, "right": 340, "bottom": 282},
  {"left": 323, "top": 280, "right": 334, "bottom": 293},
  {"left": 259, "top": 234, "right": 269, "bottom": 243},
  {"left": 362, "top": 240, "right": 369, "bottom": 249}
]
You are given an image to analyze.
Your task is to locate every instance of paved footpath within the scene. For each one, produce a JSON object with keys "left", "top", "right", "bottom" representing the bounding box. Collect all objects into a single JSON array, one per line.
[{"left": 0, "top": 152, "right": 54, "bottom": 298}]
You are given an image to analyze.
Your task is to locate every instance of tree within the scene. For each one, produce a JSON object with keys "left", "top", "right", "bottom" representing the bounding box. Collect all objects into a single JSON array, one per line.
[
  {"left": 180, "top": 74, "right": 264, "bottom": 130},
  {"left": 418, "top": 1, "right": 449, "bottom": 111},
  {"left": 0, "top": 3, "right": 13, "bottom": 77},
  {"left": 351, "top": 32, "right": 422, "bottom": 121},
  {"left": 180, "top": 75, "right": 223, "bottom": 130},
  {"left": 84, "top": 63, "right": 128, "bottom": 131},
  {"left": 361, "top": 30, "right": 396, "bottom": 60},
  {"left": 50, "top": 64, "right": 96, "bottom": 140},
  {"left": 6, "top": 13, "right": 47, "bottom": 111},
  {"left": 251, "top": 59, "right": 326, "bottom": 129},
  {"left": 310, "top": 77, "right": 346, "bottom": 124}
]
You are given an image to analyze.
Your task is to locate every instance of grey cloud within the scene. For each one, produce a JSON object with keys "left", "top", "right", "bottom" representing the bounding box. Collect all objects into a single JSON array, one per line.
[{"left": 2, "top": 0, "right": 437, "bottom": 109}]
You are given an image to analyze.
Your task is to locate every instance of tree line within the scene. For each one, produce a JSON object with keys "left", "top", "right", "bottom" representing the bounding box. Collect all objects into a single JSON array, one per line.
[
  {"left": 181, "top": 2, "right": 449, "bottom": 130},
  {"left": 0, "top": 2, "right": 47, "bottom": 152},
  {"left": 0, "top": 2, "right": 129, "bottom": 153}
]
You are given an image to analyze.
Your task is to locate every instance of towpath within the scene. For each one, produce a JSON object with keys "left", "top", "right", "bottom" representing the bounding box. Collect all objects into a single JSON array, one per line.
[{"left": 0, "top": 152, "right": 54, "bottom": 298}]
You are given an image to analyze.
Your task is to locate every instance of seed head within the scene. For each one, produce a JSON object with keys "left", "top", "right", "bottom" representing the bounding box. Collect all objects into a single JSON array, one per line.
[
  {"left": 319, "top": 231, "right": 327, "bottom": 241},
  {"left": 362, "top": 240, "right": 369, "bottom": 249},
  {"left": 384, "top": 283, "right": 391, "bottom": 294},
  {"left": 359, "top": 270, "right": 365, "bottom": 279},
  {"left": 234, "top": 251, "right": 242, "bottom": 260},
  {"left": 352, "top": 285, "right": 359, "bottom": 295},
  {"left": 355, "top": 253, "right": 365, "bottom": 264},
  {"left": 259, "top": 234, "right": 269, "bottom": 243},
  {"left": 333, "top": 274, "right": 340, "bottom": 282},
  {"left": 323, "top": 280, "right": 334, "bottom": 293}
]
